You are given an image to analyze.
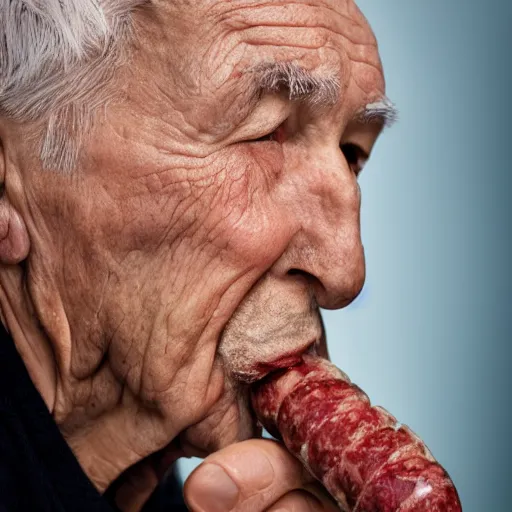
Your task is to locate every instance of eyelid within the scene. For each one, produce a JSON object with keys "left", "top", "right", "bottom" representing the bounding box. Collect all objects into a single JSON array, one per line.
[
  {"left": 230, "top": 95, "right": 289, "bottom": 144},
  {"left": 246, "top": 118, "right": 285, "bottom": 142},
  {"left": 341, "top": 142, "right": 369, "bottom": 157},
  {"left": 355, "top": 144, "right": 370, "bottom": 161}
]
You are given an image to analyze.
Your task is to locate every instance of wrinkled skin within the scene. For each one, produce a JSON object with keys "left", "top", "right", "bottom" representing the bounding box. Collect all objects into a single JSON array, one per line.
[{"left": 0, "top": 0, "right": 386, "bottom": 510}]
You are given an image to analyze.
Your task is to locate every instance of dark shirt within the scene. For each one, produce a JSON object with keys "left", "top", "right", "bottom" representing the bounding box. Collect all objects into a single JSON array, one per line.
[{"left": 0, "top": 324, "right": 186, "bottom": 511}]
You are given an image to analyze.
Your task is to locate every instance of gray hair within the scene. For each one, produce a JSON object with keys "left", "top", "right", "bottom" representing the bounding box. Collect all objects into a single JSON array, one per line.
[
  {"left": 0, "top": 0, "right": 147, "bottom": 171},
  {"left": 254, "top": 61, "right": 340, "bottom": 109}
]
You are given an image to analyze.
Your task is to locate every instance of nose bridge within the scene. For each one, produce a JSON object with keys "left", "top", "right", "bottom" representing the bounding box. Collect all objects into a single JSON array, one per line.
[
  {"left": 304, "top": 147, "right": 361, "bottom": 229},
  {"left": 272, "top": 145, "right": 365, "bottom": 310}
]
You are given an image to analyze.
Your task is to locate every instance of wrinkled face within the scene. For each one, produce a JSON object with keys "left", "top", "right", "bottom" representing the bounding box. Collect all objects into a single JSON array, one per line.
[{"left": 21, "top": 0, "right": 385, "bottom": 457}]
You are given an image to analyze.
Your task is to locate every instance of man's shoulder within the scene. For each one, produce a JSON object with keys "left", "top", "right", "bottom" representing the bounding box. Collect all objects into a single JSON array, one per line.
[
  {"left": 0, "top": 336, "right": 113, "bottom": 512},
  {"left": 0, "top": 405, "right": 37, "bottom": 511}
]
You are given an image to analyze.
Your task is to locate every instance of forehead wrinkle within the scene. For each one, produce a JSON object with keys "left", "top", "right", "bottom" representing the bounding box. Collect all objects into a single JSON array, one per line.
[{"left": 247, "top": 61, "right": 340, "bottom": 108}]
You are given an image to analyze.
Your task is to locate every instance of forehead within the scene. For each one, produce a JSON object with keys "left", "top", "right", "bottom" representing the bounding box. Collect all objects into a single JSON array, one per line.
[{"left": 135, "top": 0, "right": 384, "bottom": 127}]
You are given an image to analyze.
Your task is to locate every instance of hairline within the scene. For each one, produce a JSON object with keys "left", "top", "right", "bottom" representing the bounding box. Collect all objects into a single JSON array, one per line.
[{"left": 0, "top": 0, "right": 149, "bottom": 172}]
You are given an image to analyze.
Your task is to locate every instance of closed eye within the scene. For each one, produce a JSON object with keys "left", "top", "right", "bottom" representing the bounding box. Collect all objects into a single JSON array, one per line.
[
  {"left": 251, "top": 131, "right": 277, "bottom": 143},
  {"left": 248, "top": 122, "right": 285, "bottom": 144},
  {"left": 341, "top": 143, "right": 369, "bottom": 177}
]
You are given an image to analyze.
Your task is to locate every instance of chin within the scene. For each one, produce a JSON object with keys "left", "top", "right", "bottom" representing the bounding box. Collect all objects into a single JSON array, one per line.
[{"left": 179, "top": 384, "right": 260, "bottom": 459}]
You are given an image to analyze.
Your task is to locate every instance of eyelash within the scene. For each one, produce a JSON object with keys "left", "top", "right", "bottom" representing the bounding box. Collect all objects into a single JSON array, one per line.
[{"left": 252, "top": 132, "right": 277, "bottom": 143}]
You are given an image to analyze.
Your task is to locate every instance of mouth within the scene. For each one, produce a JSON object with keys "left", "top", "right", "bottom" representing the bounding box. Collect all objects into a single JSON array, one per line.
[
  {"left": 176, "top": 332, "right": 322, "bottom": 460},
  {"left": 229, "top": 339, "right": 319, "bottom": 384}
]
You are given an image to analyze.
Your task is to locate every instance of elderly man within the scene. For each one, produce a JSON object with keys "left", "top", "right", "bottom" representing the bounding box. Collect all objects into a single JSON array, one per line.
[{"left": 0, "top": 1, "right": 396, "bottom": 511}]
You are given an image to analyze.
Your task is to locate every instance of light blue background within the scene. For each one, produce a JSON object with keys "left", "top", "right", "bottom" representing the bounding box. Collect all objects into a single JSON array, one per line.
[{"left": 179, "top": 2, "right": 512, "bottom": 510}]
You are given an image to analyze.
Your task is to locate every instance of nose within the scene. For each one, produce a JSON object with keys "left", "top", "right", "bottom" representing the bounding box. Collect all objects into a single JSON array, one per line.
[{"left": 270, "top": 145, "right": 365, "bottom": 310}]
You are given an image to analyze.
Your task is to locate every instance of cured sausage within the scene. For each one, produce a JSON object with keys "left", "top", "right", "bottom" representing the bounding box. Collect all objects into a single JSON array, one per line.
[{"left": 251, "top": 355, "right": 462, "bottom": 511}]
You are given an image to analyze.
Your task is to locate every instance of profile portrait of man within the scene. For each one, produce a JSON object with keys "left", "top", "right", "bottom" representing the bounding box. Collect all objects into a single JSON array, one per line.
[{"left": 0, "top": 1, "right": 398, "bottom": 511}]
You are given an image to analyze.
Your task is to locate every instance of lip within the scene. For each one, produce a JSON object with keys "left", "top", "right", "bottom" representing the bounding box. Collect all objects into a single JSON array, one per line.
[
  {"left": 250, "top": 341, "right": 318, "bottom": 380},
  {"left": 256, "top": 353, "right": 304, "bottom": 372},
  {"left": 221, "top": 307, "right": 323, "bottom": 384}
]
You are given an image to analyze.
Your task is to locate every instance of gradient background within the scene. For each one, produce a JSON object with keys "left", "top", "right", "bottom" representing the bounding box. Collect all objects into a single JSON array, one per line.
[{"left": 178, "top": 2, "right": 512, "bottom": 510}]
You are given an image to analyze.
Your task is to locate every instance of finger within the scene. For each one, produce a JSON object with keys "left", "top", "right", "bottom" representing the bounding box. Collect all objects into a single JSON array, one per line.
[
  {"left": 267, "top": 485, "right": 340, "bottom": 512},
  {"left": 184, "top": 439, "right": 315, "bottom": 512},
  {"left": 267, "top": 489, "right": 340, "bottom": 512}
]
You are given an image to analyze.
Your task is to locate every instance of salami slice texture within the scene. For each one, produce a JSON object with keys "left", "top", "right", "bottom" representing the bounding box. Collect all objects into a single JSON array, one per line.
[{"left": 251, "top": 355, "right": 462, "bottom": 511}]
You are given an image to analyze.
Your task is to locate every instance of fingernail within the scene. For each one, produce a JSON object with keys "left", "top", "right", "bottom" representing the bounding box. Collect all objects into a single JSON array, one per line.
[{"left": 188, "top": 463, "right": 239, "bottom": 512}]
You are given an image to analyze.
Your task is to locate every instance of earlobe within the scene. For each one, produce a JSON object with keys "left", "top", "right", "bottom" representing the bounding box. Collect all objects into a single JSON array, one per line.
[{"left": 0, "top": 142, "right": 30, "bottom": 265}]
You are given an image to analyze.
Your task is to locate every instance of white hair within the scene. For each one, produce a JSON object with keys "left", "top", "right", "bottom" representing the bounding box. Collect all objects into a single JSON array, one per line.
[
  {"left": 254, "top": 62, "right": 340, "bottom": 109},
  {"left": 0, "top": 0, "right": 147, "bottom": 171}
]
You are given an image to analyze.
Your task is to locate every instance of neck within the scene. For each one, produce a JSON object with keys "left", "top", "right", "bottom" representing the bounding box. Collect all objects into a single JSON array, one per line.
[
  {"left": 0, "top": 264, "right": 181, "bottom": 494},
  {"left": 0, "top": 265, "right": 126, "bottom": 491}
]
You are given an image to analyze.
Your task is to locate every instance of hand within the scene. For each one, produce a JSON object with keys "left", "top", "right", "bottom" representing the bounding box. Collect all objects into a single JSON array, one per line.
[{"left": 184, "top": 439, "right": 339, "bottom": 511}]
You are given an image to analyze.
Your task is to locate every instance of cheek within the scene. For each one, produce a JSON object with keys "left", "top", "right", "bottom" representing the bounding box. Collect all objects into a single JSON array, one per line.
[
  {"left": 246, "top": 142, "right": 285, "bottom": 182},
  {"left": 95, "top": 147, "right": 292, "bottom": 281},
  {"left": 201, "top": 148, "right": 291, "bottom": 271}
]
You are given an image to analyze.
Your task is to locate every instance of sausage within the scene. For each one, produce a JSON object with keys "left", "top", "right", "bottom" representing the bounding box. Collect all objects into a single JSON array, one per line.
[{"left": 250, "top": 355, "right": 462, "bottom": 511}]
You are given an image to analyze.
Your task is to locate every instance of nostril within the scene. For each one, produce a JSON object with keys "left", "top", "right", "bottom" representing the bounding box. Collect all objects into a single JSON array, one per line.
[
  {"left": 287, "top": 268, "right": 319, "bottom": 292},
  {"left": 287, "top": 268, "right": 315, "bottom": 285}
]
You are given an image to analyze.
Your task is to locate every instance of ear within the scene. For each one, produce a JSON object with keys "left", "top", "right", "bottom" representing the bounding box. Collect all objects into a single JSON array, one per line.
[{"left": 0, "top": 139, "right": 30, "bottom": 264}]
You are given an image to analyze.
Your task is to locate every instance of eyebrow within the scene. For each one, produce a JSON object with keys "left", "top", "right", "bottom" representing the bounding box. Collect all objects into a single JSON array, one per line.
[
  {"left": 249, "top": 62, "right": 340, "bottom": 108},
  {"left": 247, "top": 62, "right": 398, "bottom": 127},
  {"left": 358, "top": 97, "right": 398, "bottom": 128}
]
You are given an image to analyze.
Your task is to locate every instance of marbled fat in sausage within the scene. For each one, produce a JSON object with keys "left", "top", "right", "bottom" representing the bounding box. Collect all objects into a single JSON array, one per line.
[{"left": 251, "top": 355, "right": 462, "bottom": 511}]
